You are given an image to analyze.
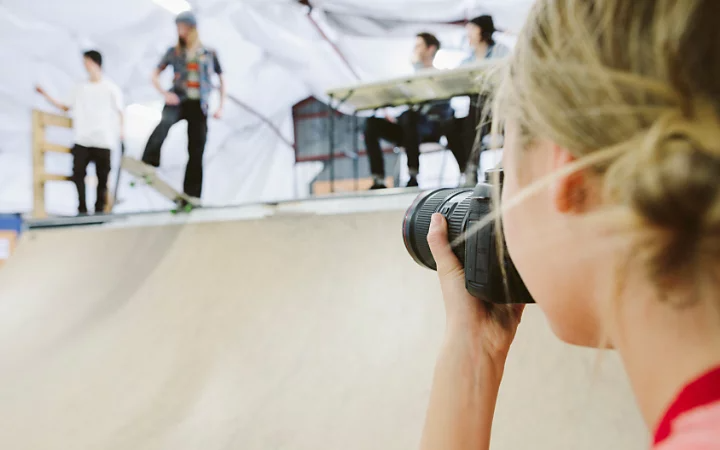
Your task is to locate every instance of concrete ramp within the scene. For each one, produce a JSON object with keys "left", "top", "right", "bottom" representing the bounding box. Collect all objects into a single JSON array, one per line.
[{"left": 0, "top": 199, "right": 646, "bottom": 450}]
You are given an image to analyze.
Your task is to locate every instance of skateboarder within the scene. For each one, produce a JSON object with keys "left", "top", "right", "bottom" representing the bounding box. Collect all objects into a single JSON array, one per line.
[
  {"left": 141, "top": 11, "right": 226, "bottom": 206},
  {"left": 36, "top": 50, "right": 124, "bottom": 215}
]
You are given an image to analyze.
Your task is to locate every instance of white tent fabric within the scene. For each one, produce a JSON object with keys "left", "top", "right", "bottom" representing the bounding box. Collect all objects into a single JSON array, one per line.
[{"left": 0, "top": 0, "right": 529, "bottom": 216}]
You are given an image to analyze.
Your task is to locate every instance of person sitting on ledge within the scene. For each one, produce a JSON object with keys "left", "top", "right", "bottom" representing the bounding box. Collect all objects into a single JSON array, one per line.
[{"left": 364, "top": 32, "right": 463, "bottom": 190}]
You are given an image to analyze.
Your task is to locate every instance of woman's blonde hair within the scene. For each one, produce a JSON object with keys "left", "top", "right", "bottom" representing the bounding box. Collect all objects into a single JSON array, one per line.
[
  {"left": 177, "top": 27, "right": 201, "bottom": 52},
  {"left": 489, "top": 0, "right": 720, "bottom": 299}
]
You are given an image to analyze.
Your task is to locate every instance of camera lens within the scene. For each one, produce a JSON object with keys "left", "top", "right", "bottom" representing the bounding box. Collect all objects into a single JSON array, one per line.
[{"left": 402, "top": 188, "right": 475, "bottom": 270}]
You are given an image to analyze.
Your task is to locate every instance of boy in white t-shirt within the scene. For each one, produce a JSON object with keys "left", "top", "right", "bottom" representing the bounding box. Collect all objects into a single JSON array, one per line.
[{"left": 36, "top": 50, "right": 124, "bottom": 215}]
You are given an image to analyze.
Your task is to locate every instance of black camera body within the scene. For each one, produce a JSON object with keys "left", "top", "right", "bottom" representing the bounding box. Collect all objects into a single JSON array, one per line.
[{"left": 402, "top": 175, "right": 535, "bottom": 304}]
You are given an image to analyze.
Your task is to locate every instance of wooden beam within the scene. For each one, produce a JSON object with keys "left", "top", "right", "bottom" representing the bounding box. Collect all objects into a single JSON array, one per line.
[
  {"left": 39, "top": 111, "right": 72, "bottom": 129},
  {"left": 32, "top": 110, "right": 47, "bottom": 218},
  {"left": 104, "top": 190, "right": 113, "bottom": 213},
  {"left": 312, "top": 177, "right": 394, "bottom": 195},
  {"left": 41, "top": 174, "right": 72, "bottom": 182},
  {"left": 43, "top": 143, "right": 72, "bottom": 154}
]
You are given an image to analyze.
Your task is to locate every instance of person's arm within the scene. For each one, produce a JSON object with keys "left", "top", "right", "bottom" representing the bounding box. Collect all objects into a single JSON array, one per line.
[
  {"left": 212, "top": 50, "right": 225, "bottom": 119},
  {"left": 151, "top": 67, "right": 165, "bottom": 96},
  {"left": 152, "top": 68, "right": 179, "bottom": 105},
  {"left": 35, "top": 85, "right": 70, "bottom": 112},
  {"left": 153, "top": 49, "right": 180, "bottom": 105},
  {"left": 420, "top": 214, "right": 524, "bottom": 450},
  {"left": 213, "top": 74, "right": 226, "bottom": 119},
  {"left": 420, "top": 329, "right": 505, "bottom": 450}
]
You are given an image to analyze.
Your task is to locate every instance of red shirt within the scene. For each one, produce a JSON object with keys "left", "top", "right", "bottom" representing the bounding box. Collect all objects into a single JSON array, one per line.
[{"left": 653, "top": 366, "right": 720, "bottom": 449}]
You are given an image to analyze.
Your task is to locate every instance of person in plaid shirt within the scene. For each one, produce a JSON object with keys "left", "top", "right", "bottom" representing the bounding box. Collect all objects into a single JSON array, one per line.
[{"left": 141, "top": 11, "right": 225, "bottom": 204}]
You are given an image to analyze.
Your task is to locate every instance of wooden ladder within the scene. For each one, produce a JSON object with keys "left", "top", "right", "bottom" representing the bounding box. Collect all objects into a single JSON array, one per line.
[{"left": 31, "top": 110, "right": 112, "bottom": 218}]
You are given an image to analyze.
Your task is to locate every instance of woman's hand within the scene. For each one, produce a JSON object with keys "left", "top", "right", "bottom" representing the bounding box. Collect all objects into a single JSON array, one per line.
[
  {"left": 420, "top": 213, "right": 525, "bottom": 450},
  {"left": 164, "top": 92, "right": 181, "bottom": 106},
  {"left": 427, "top": 213, "right": 524, "bottom": 364}
]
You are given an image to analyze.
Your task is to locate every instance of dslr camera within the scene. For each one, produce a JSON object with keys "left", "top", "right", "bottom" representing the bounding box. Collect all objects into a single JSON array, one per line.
[{"left": 402, "top": 169, "right": 535, "bottom": 304}]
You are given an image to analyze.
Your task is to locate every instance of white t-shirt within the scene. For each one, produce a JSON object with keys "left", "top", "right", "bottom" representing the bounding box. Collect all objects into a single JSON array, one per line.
[{"left": 70, "top": 79, "right": 123, "bottom": 149}]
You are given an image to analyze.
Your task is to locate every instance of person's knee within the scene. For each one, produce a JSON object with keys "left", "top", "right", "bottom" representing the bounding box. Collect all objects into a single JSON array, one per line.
[
  {"left": 364, "top": 118, "right": 380, "bottom": 137},
  {"left": 71, "top": 164, "right": 86, "bottom": 182},
  {"left": 97, "top": 166, "right": 111, "bottom": 181},
  {"left": 152, "top": 119, "right": 175, "bottom": 140},
  {"left": 188, "top": 137, "right": 207, "bottom": 155},
  {"left": 398, "top": 110, "right": 418, "bottom": 124},
  {"left": 71, "top": 172, "right": 84, "bottom": 184}
]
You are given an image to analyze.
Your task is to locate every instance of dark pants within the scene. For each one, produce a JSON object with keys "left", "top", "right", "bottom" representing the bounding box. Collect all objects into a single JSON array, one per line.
[
  {"left": 460, "top": 94, "right": 493, "bottom": 175},
  {"left": 364, "top": 111, "right": 464, "bottom": 178},
  {"left": 142, "top": 100, "right": 208, "bottom": 198},
  {"left": 72, "top": 144, "right": 111, "bottom": 214}
]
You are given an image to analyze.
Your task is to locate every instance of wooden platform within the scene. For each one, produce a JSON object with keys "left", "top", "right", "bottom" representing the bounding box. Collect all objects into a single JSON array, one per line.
[
  {"left": 0, "top": 199, "right": 647, "bottom": 450},
  {"left": 312, "top": 176, "right": 395, "bottom": 194}
]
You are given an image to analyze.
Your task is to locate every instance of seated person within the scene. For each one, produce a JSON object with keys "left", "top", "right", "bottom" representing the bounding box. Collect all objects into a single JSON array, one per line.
[
  {"left": 459, "top": 15, "right": 511, "bottom": 186},
  {"left": 364, "top": 32, "right": 463, "bottom": 189}
]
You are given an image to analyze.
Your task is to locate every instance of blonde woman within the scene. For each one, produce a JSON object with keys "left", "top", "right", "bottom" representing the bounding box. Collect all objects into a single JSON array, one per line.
[
  {"left": 141, "top": 11, "right": 226, "bottom": 205},
  {"left": 422, "top": 1, "right": 720, "bottom": 449}
]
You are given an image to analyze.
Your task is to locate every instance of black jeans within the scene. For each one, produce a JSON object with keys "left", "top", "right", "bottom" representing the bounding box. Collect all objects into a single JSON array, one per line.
[
  {"left": 71, "top": 145, "right": 111, "bottom": 214},
  {"left": 142, "top": 100, "right": 208, "bottom": 198},
  {"left": 460, "top": 94, "right": 493, "bottom": 174},
  {"left": 364, "top": 111, "right": 464, "bottom": 178}
]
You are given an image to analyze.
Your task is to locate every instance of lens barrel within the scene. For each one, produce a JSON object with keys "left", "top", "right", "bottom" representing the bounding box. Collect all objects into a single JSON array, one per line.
[
  {"left": 402, "top": 188, "right": 474, "bottom": 270},
  {"left": 403, "top": 178, "right": 535, "bottom": 304}
]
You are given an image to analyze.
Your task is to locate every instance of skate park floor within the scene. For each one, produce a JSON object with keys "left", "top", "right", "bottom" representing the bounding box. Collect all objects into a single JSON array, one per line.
[{"left": 0, "top": 190, "right": 647, "bottom": 450}]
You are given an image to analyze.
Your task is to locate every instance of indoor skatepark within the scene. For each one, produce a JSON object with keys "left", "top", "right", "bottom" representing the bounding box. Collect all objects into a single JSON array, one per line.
[
  {"left": 2, "top": 0, "right": 715, "bottom": 448},
  {"left": 0, "top": 194, "right": 646, "bottom": 450}
]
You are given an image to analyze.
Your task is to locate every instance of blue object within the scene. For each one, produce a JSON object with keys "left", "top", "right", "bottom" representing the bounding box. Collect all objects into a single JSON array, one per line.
[{"left": 0, "top": 214, "right": 23, "bottom": 235}]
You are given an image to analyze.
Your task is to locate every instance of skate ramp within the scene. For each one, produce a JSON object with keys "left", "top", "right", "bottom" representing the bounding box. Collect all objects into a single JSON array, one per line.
[{"left": 0, "top": 205, "right": 646, "bottom": 450}]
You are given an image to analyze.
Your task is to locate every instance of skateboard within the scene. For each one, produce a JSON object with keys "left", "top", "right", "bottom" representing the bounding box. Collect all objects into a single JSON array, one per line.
[{"left": 121, "top": 156, "right": 200, "bottom": 214}]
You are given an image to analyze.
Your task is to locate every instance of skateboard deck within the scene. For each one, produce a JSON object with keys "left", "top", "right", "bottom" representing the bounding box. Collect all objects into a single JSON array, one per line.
[{"left": 121, "top": 156, "right": 200, "bottom": 213}]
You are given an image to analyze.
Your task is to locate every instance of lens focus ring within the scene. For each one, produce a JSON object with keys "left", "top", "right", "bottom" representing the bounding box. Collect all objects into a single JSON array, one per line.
[{"left": 403, "top": 188, "right": 472, "bottom": 270}]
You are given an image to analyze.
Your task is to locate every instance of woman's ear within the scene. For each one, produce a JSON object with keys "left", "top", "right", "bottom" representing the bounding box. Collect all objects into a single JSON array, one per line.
[{"left": 550, "top": 145, "right": 589, "bottom": 214}]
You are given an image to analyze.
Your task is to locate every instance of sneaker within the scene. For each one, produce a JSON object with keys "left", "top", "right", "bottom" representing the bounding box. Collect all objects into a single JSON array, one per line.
[
  {"left": 369, "top": 181, "right": 387, "bottom": 190},
  {"left": 186, "top": 196, "right": 202, "bottom": 207},
  {"left": 406, "top": 176, "right": 419, "bottom": 188}
]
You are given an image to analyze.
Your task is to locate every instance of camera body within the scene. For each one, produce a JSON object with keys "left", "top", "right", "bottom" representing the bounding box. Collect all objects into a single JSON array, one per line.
[{"left": 402, "top": 173, "right": 535, "bottom": 304}]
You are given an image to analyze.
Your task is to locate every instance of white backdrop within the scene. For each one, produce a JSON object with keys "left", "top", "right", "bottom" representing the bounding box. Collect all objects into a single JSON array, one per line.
[{"left": 0, "top": 0, "right": 530, "bottom": 216}]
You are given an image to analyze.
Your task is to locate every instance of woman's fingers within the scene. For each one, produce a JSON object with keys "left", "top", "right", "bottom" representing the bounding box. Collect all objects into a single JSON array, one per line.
[{"left": 427, "top": 213, "right": 464, "bottom": 279}]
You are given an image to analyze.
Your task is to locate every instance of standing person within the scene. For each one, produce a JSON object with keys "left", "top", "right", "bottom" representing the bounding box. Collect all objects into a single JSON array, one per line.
[
  {"left": 36, "top": 50, "right": 124, "bottom": 215},
  {"left": 460, "top": 15, "right": 511, "bottom": 186},
  {"left": 141, "top": 11, "right": 226, "bottom": 205},
  {"left": 421, "top": 1, "right": 720, "bottom": 449},
  {"left": 364, "top": 32, "right": 461, "bottom": 189}
]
